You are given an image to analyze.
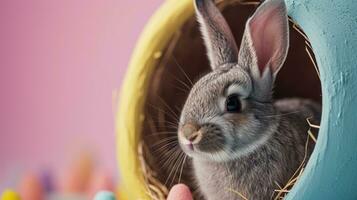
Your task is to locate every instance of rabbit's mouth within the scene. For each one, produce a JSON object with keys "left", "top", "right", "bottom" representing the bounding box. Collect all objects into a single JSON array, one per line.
[
  {"left": 179, "top": 142, "right": 195, "bottom": 154},
  {"left": 178, "top": 127, "right": 226, "bottom": 159},
  {"left": 178, "top": 131, "right": 199, "bottom": 155}
]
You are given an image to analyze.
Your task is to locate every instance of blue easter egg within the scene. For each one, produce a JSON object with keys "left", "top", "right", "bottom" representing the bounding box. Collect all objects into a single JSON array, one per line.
[{"left": 93, "top": 191, "right": 116, "bottom": 200}]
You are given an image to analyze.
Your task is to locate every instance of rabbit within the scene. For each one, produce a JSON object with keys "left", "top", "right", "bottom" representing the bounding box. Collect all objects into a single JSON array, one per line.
[{"left": 176, "top": 0, "right": 321, "bottom": 199}]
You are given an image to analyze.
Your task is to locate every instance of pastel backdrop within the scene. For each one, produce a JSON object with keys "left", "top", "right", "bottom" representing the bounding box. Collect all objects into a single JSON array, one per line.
[{"left": 0, "top": 0, "right": 163, "bottom": 190}]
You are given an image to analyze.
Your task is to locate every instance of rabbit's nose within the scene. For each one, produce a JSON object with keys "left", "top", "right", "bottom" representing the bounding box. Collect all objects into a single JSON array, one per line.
[{"left": 180, "top": 123, "right": 202, "bottom": 144}]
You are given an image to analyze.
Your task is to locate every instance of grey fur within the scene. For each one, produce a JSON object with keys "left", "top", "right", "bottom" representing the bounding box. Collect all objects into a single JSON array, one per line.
[{"left": 177, "top": 0, "right": 321, "bottom": 199}]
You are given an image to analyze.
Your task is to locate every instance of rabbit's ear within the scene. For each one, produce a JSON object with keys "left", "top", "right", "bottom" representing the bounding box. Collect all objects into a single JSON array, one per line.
[
  {"left": 238, "top": 0, "right": 289, "bottom": 80},
  {"left": 195, "top": 0, "right": 238, "bottom": 70}
]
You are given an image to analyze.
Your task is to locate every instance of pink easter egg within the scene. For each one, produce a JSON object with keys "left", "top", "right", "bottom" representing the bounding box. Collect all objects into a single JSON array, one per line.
[
  {"left": 61, "top": 152, "right": 94, "bottom": 193},
  {"left": 18, "top": 172, "right": 44, "bottom": 200},
  {"left": 87, "top": 171, "right": 114, "bottom": 198}
]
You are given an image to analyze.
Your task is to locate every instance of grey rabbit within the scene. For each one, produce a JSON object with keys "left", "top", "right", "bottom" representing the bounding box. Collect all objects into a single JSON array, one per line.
[{"left": 177, "top": 0, "right": 321, "bottom": 199}]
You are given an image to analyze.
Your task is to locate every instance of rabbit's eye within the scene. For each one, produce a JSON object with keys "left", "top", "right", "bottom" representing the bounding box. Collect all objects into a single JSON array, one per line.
[{"left": 226, "top": 94, "right": 241, "bottom": 113}]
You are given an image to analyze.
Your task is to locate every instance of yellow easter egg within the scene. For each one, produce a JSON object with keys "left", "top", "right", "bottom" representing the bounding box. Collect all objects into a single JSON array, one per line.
[{"left": 1, "top": 189, "right": 21, "bottom": 200}]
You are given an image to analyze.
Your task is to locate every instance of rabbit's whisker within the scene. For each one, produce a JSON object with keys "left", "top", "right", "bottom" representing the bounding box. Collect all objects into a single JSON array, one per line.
[
  {"left": 145, "top": 131, "right": 178, "bottom": 137},
  {"left": 175, "top": 85, "right": 190, "bottom": 93},
  {"left": 173, "top": 56, "right": 194, "bottom": 86},
  {"left": 158, "top": 147, "right": 181, "bottom": 171},
  {"left": 157, "top": 146, "right": 179, "bottom": 165},
  {"left": 165, "top": 151, "right": 184, "bottom": 186},
  {"left": 151, "top": 136, "right": 178, "bottom": 147},
  {"left": 178, "top": 155, "right": 188, "bottom": 183},
  {"left": 169, "top": 152, "right": 186, "bottom": 187},
  {"left": 152, "top": 140, "right": 178, "bottom": 154},
  {"left": 147, "top": 103, "right": 179, "bottom": 121},
  {"left": 259, "top": 110, "right": 303, "bottom": 118},
  {"left": 158, "top": 96, "right": 180, "bottom": 120},
  {"left": 173, "top": 76, "right": 192, "bottom": 91}
]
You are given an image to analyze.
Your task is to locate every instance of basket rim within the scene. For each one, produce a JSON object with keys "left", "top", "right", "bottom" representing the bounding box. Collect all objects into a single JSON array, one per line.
[{"left": 115, "top": 0, "right": 194, "bottom": 199}]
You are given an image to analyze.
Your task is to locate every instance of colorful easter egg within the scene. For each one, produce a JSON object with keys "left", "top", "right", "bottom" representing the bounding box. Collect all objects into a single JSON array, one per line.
[
  {"left": 87, "top": 171, "right": 114, "bottom": 198},
  {"left": 39, "top": 169, "right": 54, "bottom": 193},
  {"left": 93, "top": 191, "right": 116, "bottom": 200},
  {"left": 18, "top": 173, "right": 44, "bottom": 200},
  {"left": 61, "top": 152, "right": 94, "bottom": 193}
]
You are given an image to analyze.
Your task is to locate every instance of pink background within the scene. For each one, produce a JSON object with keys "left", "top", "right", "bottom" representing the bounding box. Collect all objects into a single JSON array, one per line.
[{"left": 0, "top": 0, "right": 163, "bottom": 188}]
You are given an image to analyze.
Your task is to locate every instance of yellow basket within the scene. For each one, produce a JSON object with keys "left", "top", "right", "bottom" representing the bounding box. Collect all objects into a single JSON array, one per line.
[{"left": 116, "top": 0, "right": 194, "bottom": 199}]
